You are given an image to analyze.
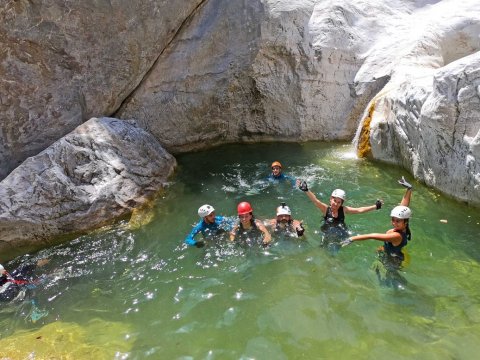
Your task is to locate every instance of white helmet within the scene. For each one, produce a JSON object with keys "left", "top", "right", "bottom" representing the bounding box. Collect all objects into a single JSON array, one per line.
[
  {"left": 331, "top": 189, "right": 346, "bottom": 200},
  {"left": 198, "top": 204, "right": 215, "bottom": 218},
  {"left": 390, "top": 206, "right": 411, "bottom": 219},
  {"left": 0, "top": 264, "right": 4, "bottom": 273},
  {"left": 276, "top": 205, "right": 292, "bottom": 216}
]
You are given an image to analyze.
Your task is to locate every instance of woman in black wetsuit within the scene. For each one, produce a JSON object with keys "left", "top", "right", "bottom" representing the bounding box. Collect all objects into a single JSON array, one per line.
[
  {"left": 296, "top": 180, "right": 382, "bottom": 249},
  {"left": 341, "top": 177, "right": 413, "bottom": 287},
  {"left": 230, "top": 201, "right": 271, "bottom": 247}
]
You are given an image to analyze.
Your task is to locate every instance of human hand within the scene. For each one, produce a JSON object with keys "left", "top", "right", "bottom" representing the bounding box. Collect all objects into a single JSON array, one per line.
[
  {"left": 296, "top": 223, "right": 305, "bottom": 236},
  {"left": 195, "top": 241, "right": 205, "bottom": 248},
  {"left": 340, "top": 238, "right": 353, "bottom": 247},
  {"left": 375, "top": 199, "right": 383, "bottom": 210},
  {"left": 398, "top": 176, "right": 412, "bottom": 190},
  {"left": 297, "top": 180, "right": 308, "bottom": 192}
]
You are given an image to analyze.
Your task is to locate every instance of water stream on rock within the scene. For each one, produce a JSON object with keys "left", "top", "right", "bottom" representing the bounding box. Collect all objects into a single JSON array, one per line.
[{"left": 1, "top": 142, "right": 479, "bottom": 359}]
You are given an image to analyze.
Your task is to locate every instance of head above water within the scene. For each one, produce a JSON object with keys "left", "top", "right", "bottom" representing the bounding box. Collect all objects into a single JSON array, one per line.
[
  {"left": 390, "top": 205, "right": 411, "bottom": 219},
  {"left": 271, "top": 161, "right": 282, "bottom": 169},
  {"left": 237, "top": 201, "right": 253, "bottom": 215},
  {"left": 276, "top": 204, "right": 291, "bottom": 217},
  {"left": 331, "top": 189, "right": 346, "bottom": 201},
  {"left": 198, "top": 204, "right": 215, "bottom": 218}
]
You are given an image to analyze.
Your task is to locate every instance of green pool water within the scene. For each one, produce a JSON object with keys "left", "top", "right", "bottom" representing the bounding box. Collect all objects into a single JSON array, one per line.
[{"left": 1, "top": 142, "right": 479, "bottom": 359}]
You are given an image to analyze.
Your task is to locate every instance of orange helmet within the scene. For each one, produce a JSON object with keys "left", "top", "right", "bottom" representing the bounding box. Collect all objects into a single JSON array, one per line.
[
  {"left": 271, "top": 161, "right": 282, "bottom": 168},
  {"left": 237, "top": 201, "right": 253, "bottom": 215}
]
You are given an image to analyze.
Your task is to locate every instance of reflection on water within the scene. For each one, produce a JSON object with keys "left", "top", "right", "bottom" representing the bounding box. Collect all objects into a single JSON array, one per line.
[{"left": 1, "top": 142, "right": 480, "bottom": 359}]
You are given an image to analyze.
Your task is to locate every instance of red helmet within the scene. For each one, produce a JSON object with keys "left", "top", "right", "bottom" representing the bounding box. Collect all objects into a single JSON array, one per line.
[{"left": 237, "top": 201, "right": 253, "bottom": 215}]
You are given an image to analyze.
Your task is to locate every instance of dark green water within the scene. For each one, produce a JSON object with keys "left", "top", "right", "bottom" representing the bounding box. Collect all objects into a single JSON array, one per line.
[{"left": 1, "top": 142, "right": 479, "bottom": 359}]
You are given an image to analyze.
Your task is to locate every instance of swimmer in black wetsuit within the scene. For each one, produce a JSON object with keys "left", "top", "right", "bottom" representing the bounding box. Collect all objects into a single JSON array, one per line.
[
  {"left": 297, "top": 179, "right": 383, "bottom": 251},
  {"left": 341, "top": 177, "right": 413, "bottom": 288},
  {"left": 0, "top": 259, "right": 48, "bottom": 302},
  {"left": 230, "top": 201, "right": 271, "bottom": 247}
]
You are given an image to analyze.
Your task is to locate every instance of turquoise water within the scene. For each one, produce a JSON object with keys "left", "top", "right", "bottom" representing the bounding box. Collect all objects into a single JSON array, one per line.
[{"left": 1, "top": 142, "right": 479, "bottom": 359}]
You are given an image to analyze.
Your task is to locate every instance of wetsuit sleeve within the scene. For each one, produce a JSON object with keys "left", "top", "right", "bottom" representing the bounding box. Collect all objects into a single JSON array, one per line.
[{"left": 184, "top": 220, "right": 204, "bottom": 246}]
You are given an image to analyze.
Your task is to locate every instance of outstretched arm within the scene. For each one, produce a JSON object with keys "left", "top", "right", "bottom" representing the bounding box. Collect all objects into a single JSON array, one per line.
[
  {"left": 344, "top": 199, "right": 383, "bottom": 215},
  {"left": 342, "top": 231, "right": 402, "bottom": 247}
]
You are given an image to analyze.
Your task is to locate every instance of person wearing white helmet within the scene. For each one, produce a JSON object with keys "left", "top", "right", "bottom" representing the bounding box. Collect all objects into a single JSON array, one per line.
[
  {"left": 296, "top": 180, "right": 383, "bottom": 231},
  {"left": 266, "top": 202, "right": 305, "bottom": 238},
  {"left": 341, "top": 177, "right": 413, "bottom": 283},
  {"left": 184, "top": 204, "right": 234, "bottom": 248}
]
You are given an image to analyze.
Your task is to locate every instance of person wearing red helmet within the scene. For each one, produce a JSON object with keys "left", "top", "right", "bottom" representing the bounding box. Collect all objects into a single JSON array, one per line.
[
  {"left": 341, "top": 177, "right": 413, "bottom": 288},
  {"left": 230, "top": 201, "right": 271, "bottom": 246}
]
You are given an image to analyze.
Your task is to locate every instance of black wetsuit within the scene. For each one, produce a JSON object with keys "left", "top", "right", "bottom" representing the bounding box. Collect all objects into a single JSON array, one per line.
[
  {"left": 236, "top": 219, "right": 263, "bottom": 247},
  {"left": 0, "top": 264, "right": 36, "bottom": 302},
  {"left": 320, "top": 206, "right": 349, "bottom": 252}
]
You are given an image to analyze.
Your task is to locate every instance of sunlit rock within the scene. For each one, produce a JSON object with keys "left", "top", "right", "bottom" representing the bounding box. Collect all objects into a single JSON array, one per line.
[
  {"left": 0, "top": 0, "right": 202, "bottom": 179},
  {"left": 353, "top": 0, "right": 480, "bottom": 206},
  {"left": 0, "top": 117, "right": 176, "bottom": 259}
]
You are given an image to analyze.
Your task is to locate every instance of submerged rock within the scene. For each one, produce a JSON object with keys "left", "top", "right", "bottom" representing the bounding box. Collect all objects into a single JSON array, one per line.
[{"left": 0, "top": 117, "right": 176, "bottom": 260}]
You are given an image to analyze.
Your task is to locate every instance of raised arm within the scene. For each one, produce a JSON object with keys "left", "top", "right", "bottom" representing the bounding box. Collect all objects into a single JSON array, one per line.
[
  {"left": 398, "top": 176, "right": 413, "bottom": 207},
  {"left": 297, "top": 180, "right": 328, "bottom": 214}
]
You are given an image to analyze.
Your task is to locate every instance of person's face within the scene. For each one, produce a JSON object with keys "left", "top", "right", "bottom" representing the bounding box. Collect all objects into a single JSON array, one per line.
[
  {"left": 271, "top": 166, "right": 282, "bottom": 176},
  {"left": 329, "top": 196, "right": 343, "bottom": 209},
  {"left": 239, "top": 212, "right": 252, "bottom": 225},
  {"left": 204, "top": 212, "right": 215, "bottom": 224},
  {"left": 391, "top": 217, "right": 407, "bottom": 230},
  {"left": 276, "top": 214, "right": 291, "bottom": 224}
]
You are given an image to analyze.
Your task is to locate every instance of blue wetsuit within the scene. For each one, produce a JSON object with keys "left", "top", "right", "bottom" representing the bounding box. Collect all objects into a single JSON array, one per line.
[
  {"left": 266, "top": 173, "right": 295, "bottom": 186},
  {"left": 185, "top": 216, "right": 233, "bottom": 246}
]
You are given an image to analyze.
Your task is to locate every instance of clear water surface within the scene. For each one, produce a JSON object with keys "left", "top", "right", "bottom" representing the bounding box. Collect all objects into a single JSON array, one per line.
[{"left": 1, "top": 142, "right": 479, "bottom": 359}]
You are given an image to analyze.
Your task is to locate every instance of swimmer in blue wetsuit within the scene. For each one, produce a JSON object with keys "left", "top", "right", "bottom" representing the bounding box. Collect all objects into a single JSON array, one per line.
[
  {"left": 341, "top": 177, "right": 413, "bottom": 287},
  {"left": 184, "top": 204, "right": 234, "bottom": 248},
  {"left": 267, "top": 161, "right": 295, "bottom": 186}
]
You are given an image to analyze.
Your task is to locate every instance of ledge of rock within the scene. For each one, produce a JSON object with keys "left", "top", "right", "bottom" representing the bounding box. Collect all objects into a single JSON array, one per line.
[{"left": 0, "top": 117, "right": 176, "bottom": 261}]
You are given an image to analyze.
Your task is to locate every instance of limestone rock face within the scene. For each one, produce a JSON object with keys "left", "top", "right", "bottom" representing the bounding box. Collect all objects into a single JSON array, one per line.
[
  {"left": 0, "top": 117, "right": 176, "bottom": 260},
  {"left": 353, "top": 0, "right": 480, "bottom": 206},
  {"left": 116, "top": 0, "right": 376, "bottom": 151},
  {"left": 0, "top": 0, "right": 201, "bottom": 179}
]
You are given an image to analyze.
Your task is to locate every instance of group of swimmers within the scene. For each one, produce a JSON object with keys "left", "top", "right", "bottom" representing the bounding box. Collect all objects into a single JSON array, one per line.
[{"left": 185, "top": 161, "right": 414, "bottom": 284}]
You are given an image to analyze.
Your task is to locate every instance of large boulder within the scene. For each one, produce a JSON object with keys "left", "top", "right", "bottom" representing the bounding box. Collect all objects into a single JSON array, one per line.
[
  {"left": 0, "top": 0, "right": 201, "bottom": 179},
  {"left": 0, "top": 117, "right": 176, "bottom": 261},
  {"left": 353, "top": 0, "right": 480, "bottom": 206}
]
